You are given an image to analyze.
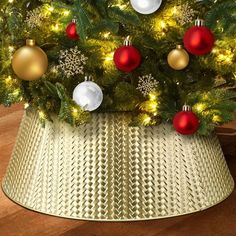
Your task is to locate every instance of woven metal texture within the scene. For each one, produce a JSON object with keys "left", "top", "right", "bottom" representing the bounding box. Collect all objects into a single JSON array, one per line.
[{"left": 2, "top": 112, "right": 234, "bottom": 221}]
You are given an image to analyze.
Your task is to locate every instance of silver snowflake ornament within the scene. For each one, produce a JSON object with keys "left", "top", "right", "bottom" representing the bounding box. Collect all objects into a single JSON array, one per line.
[
  {"left": 25, "top": 7, "right": 46, "bottom": 29},
  {"left": 58, "top": 46, "right": 88, "bottom": 78},
  {"left": 174, "top": 3, "right": 197, "bottom": 26},
  {"left": 137, "top": 74, "right": 158, "bottom": 97}
]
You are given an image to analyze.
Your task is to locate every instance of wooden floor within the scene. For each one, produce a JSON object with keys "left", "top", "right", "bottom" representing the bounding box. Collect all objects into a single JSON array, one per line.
[{"left": 0, "top": 104, "right": 236, "bottom": 236}]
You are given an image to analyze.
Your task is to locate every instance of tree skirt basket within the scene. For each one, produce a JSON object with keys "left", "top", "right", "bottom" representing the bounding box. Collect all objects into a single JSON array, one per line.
[{"left": 2, "top": 112, "right": 234, "bottom": 221}]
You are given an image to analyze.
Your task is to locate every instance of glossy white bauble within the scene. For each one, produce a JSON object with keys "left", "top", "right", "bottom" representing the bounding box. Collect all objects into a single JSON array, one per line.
[
  {"left": 73, "top": 81, "right": 103, "bottom": 111},
  {"left": 130, "top": 0, "right": 162, "bottom": 14}
]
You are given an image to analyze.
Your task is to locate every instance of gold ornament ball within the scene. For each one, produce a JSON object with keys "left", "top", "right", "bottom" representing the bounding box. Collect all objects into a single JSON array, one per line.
[
  {"left": 12, "top": 39, "right": 48, "bottom": 81},
  {"left": 167, "top": 45, "right": 189, "bottom": 70}
]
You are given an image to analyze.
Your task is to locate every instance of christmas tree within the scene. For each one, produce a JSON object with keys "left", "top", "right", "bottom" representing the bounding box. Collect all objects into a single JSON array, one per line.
[
  {"left": 2, "top": 0, "right": 236, "bottom": 221},
  {"left": 0, "top": 0, "right": 235, "bottom": 135}
]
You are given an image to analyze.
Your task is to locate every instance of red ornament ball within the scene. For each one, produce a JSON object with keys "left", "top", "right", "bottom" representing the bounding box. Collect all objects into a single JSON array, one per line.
[
  {"left": 66, "top": 22, "right": 79, "bottom": 40},
  {"left": 173, "top": 109, "right": 199, "bottom": 135},
  {"left": 183, "top": 25, "right": 214, "bottom": 55},
  {"left": 113, "top": 45, "right": 141, "bottom": 72}
]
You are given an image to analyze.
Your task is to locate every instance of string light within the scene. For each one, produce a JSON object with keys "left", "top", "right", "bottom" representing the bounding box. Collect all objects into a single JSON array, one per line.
[
  {"left": 152, "top": 5, "right": 178, "bottom": 39},
  {"left": 153, "top": 20, "right": 168, "bottom": 38},
  {"left": 39, "top": 111, "right": 46, "bottom": 120},
  {"left": 212, "top": 115, "right": 221, "bottom": 123},
  {"left": 172, "top": 6, "right": 177, "bottom": 15},
  {"left": 233, "top": 73, "right": 236, "bottom": 80},
  {"left": 51, "top": 66, "right": 59, "bottom": 74},
  {"left": 103, "top": 32, "right": 111, "bottom": 39},
  {"left": 113, "top": 3, "right": 127, "bottom": 10},
  {"left": 48, "top": 6, "right": 54, "bottom": 12},
  {"left": 5, "top": 76, "right": 12, "bottom": 84},
  {"left": 194, "top": 103, "right": 207, "bottom": 113},
  {"left": 24, "top": 103, "right": 30, "bottom": 109},
  {"left": 148, "top": 101, "right": 158, "bottom": 113},
  {"left": 72, "top": 107, "right": 78, "bottom": 117},
  {"left": 216, "top": 53, "right": 233, "bottom": 64},
  {"left": 202, "top": 94, "right": 209, "bottom": 101},
  {"left": 104, "top": 52, "right": 114, "bottom": 66},
  {"left": 105, "top": 53, "right": 114, "bottom": 61},
  {"left": 138, "top": 90, "right": 160, "bottom": 125},
  {"left": 63, "top": 10, "right": 70, "bottom": 16},
  {"left": 8, "top": 46, "right": 14, "bottom": 53},
  {"left": 160, "top": 21, "right": 166, "bottom": 29},
  {"left": 142, "top": 114, "right": 151, "bottom": 125},
  {"left": 149, "top": 92, "right": 157, "bottom": 101},
  {"left": 12, "top": 89, "right": 20, "bottom": 97},
  {"left": 52, "top": 24, "right": 60, "bottom": 32},
  {"left": 212, "top": 48, "right": 218, "bottom": 54},
  {"left": 212, "top": 47, "right": 234, "bottom": 65}
]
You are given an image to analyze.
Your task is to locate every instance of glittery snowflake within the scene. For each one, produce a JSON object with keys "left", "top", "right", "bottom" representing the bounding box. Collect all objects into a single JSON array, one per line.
[
  {"left": 58, "top": 46, "right": 88, "bottom": 78},
  {"left": 25, "top": 7, "right": 46, "bottom": 29},
  {"left": 174, "top": 3, "right": 197, "bottom": 26},
  {"left": 137, "top": 74, "right": 158, "bottom": 97}
]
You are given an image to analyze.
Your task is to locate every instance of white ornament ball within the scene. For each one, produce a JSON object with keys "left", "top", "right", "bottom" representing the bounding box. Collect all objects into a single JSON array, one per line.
[
  {"left": 130, "top": 0, "right": 162, "bottom": 14},
  {"left": 73, "top": 81, "right": 103, "bottom": 111}
]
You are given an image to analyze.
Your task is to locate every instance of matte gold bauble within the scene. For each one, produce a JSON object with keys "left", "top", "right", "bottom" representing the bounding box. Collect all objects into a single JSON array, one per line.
[
  {"left": 167, "top": 45, "right": 189, "bottom": 70},
  {"left": 12, "top": 39, "right": 48, "bottom": 81}
]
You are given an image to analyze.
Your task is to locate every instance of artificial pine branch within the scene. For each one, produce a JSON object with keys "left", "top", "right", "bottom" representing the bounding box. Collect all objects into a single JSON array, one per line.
[{"left": 0, "top": 0, "right": 235, "bottom": 134}]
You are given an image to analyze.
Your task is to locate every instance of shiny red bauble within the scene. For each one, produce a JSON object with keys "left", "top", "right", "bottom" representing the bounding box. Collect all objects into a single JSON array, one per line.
[
  {"left": 113, "top": 45, "right": 141, "bottom": 72},
  {"left": 66, "top": 22, "right": 79, "bottom": 40},
  {"left": 173, "top": 110, "right": 199, "bottom": 135},
  {"left": 183, "top": 25, "right": 214, "bottom": 55}
]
